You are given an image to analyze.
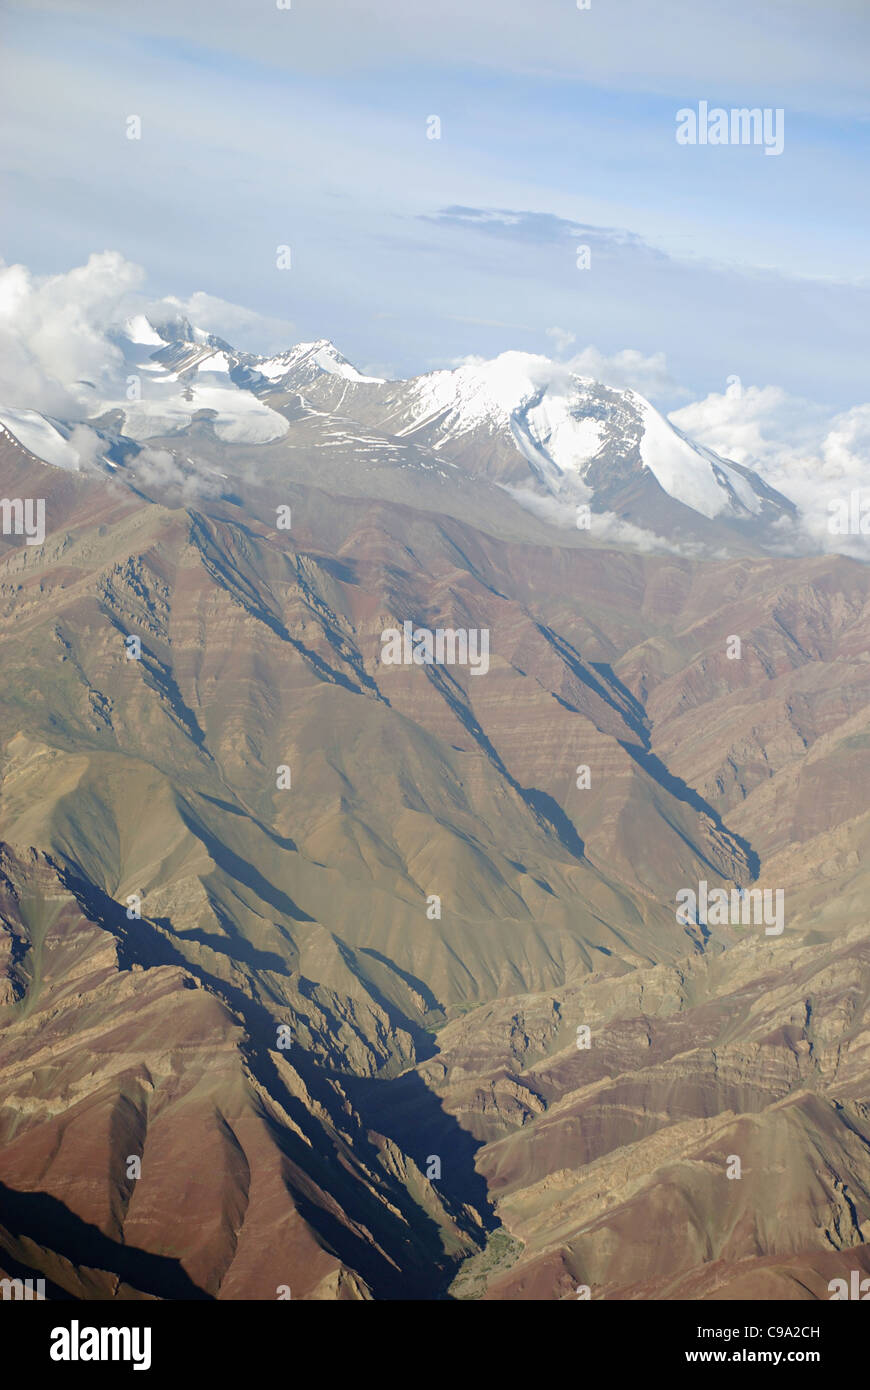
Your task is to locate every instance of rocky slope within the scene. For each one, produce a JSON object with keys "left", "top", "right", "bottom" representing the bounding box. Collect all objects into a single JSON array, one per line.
[{"left": 0, "top": 339, "right": 868, "bottom": 1299}]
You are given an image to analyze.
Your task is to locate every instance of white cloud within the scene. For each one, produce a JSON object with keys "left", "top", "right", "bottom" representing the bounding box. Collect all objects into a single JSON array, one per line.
[
  {"left": 0, "top": 253, "right": 297, "bottom": 434},
  {"left": 545, "top": 326, "right": 576, "bottom": 356},
  {"left": 66, "top": 422, "right": 108, "bottom": 471},
  {"left": 445, "top": 344, "right": 681, "bottom": 402},
  {"left": 562, "top": 346, "right": 682, "bottom": 401},
  {"left": 129, "top": 446, "right": 221, "bottom": 499},
  {"left": 670, "top": 385, "right": 870, "bottom": 549},
  {"left": 0, "top": 252, "right": 143, "bottom": 417},
  {"left": 500, "top": 483, "right": 709, "bottom": 556},
  {"left": 145, "top": 292, "right": 295, "bottom": 355}
]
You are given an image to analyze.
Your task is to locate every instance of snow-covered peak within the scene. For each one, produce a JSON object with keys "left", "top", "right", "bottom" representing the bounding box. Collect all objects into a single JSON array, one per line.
[
  {"left": 1, "top": 308, "right": 793, "bottom": 537},
  {"left": 124, "top": 314, "right": 167, "bottom": 348},
  {"left": 0, "top": 407, "right": 82, "bottom": 470},
  {"left": 85, "top": 315, "right": 292, "bottom": 447},
  {"left": 628, "top": 391, "right": 763, "bottom": 520},
  {"left": 389, "top": 351, "right": 789, "bottom": 524},
  {"left": 400, "top": 352, "right": 550, "bottom": 435},
  {"left": 255, "top": 339, "right": 384, "bottom": 385}
]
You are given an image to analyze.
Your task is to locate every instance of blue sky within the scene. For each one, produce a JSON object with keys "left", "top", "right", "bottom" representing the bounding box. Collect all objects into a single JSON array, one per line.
[{"left": 1, "top": 0, "right": 869, "bottom": 411}]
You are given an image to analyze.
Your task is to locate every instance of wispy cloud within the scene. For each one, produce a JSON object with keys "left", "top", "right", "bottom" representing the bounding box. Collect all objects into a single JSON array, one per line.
[{"left": 1, "top": 2, "right": 868, "bottom": 402}]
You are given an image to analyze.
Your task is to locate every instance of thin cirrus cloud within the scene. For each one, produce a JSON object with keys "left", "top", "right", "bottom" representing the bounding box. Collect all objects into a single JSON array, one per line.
[
  {"left": 0, "top": 1, "right": 867, "bottom": 415},
  {"left": 11, "top": 0, "right": 870, "bottom": 113},
  {"left": 420, "top": 208, "right": 870, "bottom": 412}
]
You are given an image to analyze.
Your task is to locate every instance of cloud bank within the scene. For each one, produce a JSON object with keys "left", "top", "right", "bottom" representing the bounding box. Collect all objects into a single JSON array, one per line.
[{"left": 670, "top": 387, "right": 870, "bottom": 548}]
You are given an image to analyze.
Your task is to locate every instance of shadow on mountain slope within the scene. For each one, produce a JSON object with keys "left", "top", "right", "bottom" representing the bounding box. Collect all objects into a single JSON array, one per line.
[{"left": 0, "top": 1182, "right": 211, "bottom": 1300}]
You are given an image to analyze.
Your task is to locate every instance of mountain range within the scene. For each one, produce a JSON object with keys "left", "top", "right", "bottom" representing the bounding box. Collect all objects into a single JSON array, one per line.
[
  {"left": 0, "top": 315, "right": 868, "bottom": 1301},
  {"left": 0, "top": 316, "right": 801, "bottom": 554}
]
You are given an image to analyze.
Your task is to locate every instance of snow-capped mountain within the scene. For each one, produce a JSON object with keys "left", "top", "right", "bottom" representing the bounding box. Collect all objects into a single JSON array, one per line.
[
  {"left": 98, "top": 314, "right": 292, "bottom": 444},
  {"left": 0, "top": 318, "right": 796, "bottom": 548},
  {"left": 0, "top": 406, "right": 82, "bottom": 469},
  {"left": 251, "top": 339, "right": 384, "bottom": 388},
  {"left": 283, "top": 348, "right": 796, "bottom": 536}
]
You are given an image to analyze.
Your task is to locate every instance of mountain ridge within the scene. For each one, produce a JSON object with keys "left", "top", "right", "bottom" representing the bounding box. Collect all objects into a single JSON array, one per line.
[
  {"left": 0, "top": 316, "right": 802, "bottom": 557},
  {"left": 1, "top": 308, "right": 869, "bottom": 1301}
]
